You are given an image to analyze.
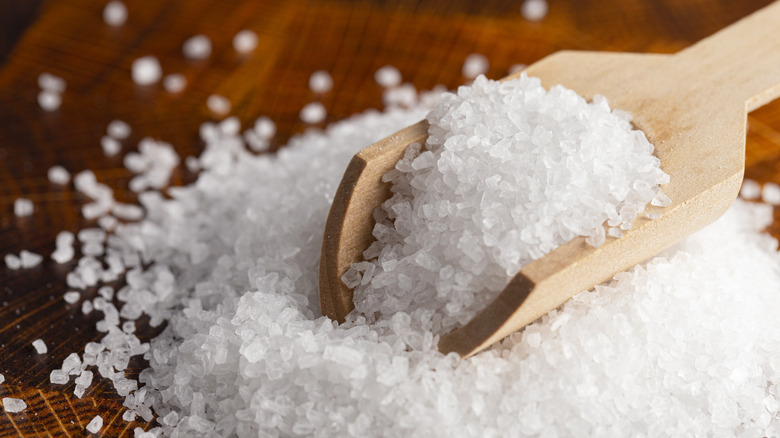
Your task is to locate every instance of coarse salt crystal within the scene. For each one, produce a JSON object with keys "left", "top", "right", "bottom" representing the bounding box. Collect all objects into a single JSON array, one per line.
[
  {"left": 132, "top": 56, "right": 162, "bottom": 85},
  {"left": 740, "top": 179, "right": 761, "bottom": 200},
  {"left": 4, "top": 254, "right": 21, "bottom": 270},
  {"left": 38, "top": 73, "right": 66, "bottom": 93},
  {"left": 101, "top": 136, "right": 122, "bottom": 156},
  {"left": 462, "top": 53, "right": 489, "bottom": 79},
  {"left": 14, "top": 198, "right": 33, "bottom": 217},
  {"left": 233, "top": 30, "right": 258, "bottom": 54},
  {"left": 521, "top": 0, "right": 548, "bottom": 21},
  {"left": 254, "top": 116, "right": 276, "bottom": 139},
  {"left": 38, "top": 90, "right": 61, "bottom": 111},
  {"left": 207, "top": 94, "right": 231, "bottom": 116},
  {"left": 32, "top": 339, "right": 47, "bottom": 354},
  {"left": 103, "top": 1, "right": 127, "bottom": 26},
  {"left": 107, "top": 119, "right": 132, "bottom": 139},
  {"left": 375, "top": 65, "right": 402, "bottom": 88},
  {"left": 163, "top": 74, "right": 187, "bottom": 93},
  {"left": 762, "top": 182, "right": 780, "bottom": 205},
  {"left": 183, "top": 35, "right": 211, "bottom": 60},
  {"left": 300, "top": 102, "right": 326, "bottom": 124},
  {"left": 48, "top": 166, "right": 71, "bottom": 185},
  {"left": 20, "top": 250, "right": 43, "bottom": 268},
  {"left": 64, "top": 291, "right": 81, "bottom": 304},
  {"left": 309, "top": 70, "right": 333, "bottom": 93},
  {"left": 86, "top": 415, "right": 103, "bottom": 433},
  {"left": 2, "top": 397, "right": 26, "bottom": 413}
]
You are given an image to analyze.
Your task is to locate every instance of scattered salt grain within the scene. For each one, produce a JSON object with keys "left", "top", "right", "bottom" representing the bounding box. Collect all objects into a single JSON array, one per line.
[
  {"left": 521, "top": 0, "right": 549, "bottom": 21},
  {"left": 253, "top": 116, "right": 276, "bottom": 139},
  {"left": 309, "top": 70, "right": 333, "bottom": 93},
  {"left": 50, "top": 369, "right": 69, "bottom": 384},
  {"left": 48, "top": 166, "right": 71, "bottom": 185},
  {"left": 383, "top": 83, "right": 417, "bottom": 107},
  {"left": 38, "top": 90, "right": 61, "bottom": 111},
  {"left": 206, "top": 94, "right": 231, "bottom": 116},
  {"left": 101, "top": 135, "right": 122, "bottom": 156},
  {"left": 2, "top": 397, "right": 26, "bottom": 413},
  {"left": 64, "top": 291, "right": 81, "bottom": 304},
  {"left": 183, "top": 35, "right": 211, "bottom": 60},
  {"left": 20, "top": 250, "right": 43, "bottom": 268},
  {"left": 462, "top": 53, "right": 489, "bottom": 79},
  {"left": 300, "top": 102, "right": 326, "bottom": 124},
  {"left": 0, "top": 373, "right": 4, "bottom": 384},
  {"left": 14, "top": 198, "right": 33, "bottom": 217},
  {"left": 32, "top": 339, "right": 47, "bottom": 354},
  {"left": 38, "top": 72, "right": 66, "bottom": 93},
  {"left": 232, "top": 29, "right": 258, "bottom": 54},
  {"left": 107, "top": 119, "right": 132, "bottom": 140},
  {"left": 740, "top": 178, "right": 761, "bottom": 200},
  {"left": 113, "top": 203, "right": 144, "bottom": 221},
  {"left": 163, "top": 74, "right": 187, "bottom": 93},
  {"left": 132, "top": 56, "right": 162, "bottom": 85},
  {"left": 375, "top": 65, "right": 402, "bottom": 88},
  {"left": 103, "top": 1, "right": 127, "bottom": 26},
  {"left": 86, "top": 415, "right": 103, "bottom": 433},
  {"left": 82, "top": 300, "right": 94, "bottom": 315},
  {"left": 4, "top": 254, "right": 21, "bottom": 270},
  {"left": 762, "top": 181, "right": 780, "bottom": 205}
]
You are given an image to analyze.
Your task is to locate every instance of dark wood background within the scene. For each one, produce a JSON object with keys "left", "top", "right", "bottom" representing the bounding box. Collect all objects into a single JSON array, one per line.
[{"left": 1, "top": 0, "right": 779, "bottom": 435}]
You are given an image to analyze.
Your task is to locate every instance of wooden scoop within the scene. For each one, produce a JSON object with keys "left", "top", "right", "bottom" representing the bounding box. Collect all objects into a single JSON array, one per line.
[{"left": 319, "top": 1, "right": 780, "bottom": 358}]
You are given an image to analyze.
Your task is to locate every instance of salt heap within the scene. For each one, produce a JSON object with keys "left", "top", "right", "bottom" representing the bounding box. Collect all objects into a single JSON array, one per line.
[
  {"left": 35, "top": 75, "right": 780, "bottom": 437},
  {"left": 348, "top": 74, "right": 669, "bottom": 333}
]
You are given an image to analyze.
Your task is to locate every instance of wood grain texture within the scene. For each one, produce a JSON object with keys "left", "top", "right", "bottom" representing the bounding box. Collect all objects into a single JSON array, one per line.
[{"left": 1, "top": 0, "right": 779, "bottom": 435}]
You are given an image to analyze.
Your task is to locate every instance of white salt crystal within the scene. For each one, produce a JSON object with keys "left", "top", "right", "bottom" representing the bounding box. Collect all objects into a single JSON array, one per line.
[
  {"left": 51, "top": 247, "right": 74, "bottom": 264},
  {"left": 38, "top": 90, "right": 61, "bottom": 111},
  {"left": 521, "top": 0, "right": 548, "bottom": 21},
  {"left": 4, "top": 254, "right": 21, "bottom": 270},
  {"left": 107, "top": 119, "right": 132, "bottom": 140},
  {"left": 50, "top": 369, "right": 69, "bottom": 384},
  {"left": 132, "top": 56, "right": 162, "bottom": 85},
  {"left": 254, "top": 116, "right": 276, "bottom": 139},
  {"left": 20, "top": 250, "right": 43, "bottom": 268},
  {"left": 113, "top": 203, "right": 144, "bottom": 221},
  {"left": 38, "top": 72, "right": 66, "bottom": 93},
  {"left": 48, "top": 166, "right": 71, "bottom": 185},
  {"left": 309, "top": 70, "right": 333, "bottom": 93},
  {"left": 101, "top": 136, "right": 122, "bottom": 156},
  {"left": 32, "top": 338, "right": 47, "bottom": 354},
  {"left": 233, "top": 30, "right": 258, "bottom": 54},
  {"left": 2, "top": 397, "right": 26, "bottom": 413},
  {"left": 375, "top": 65, "right": 402, "bottom": 88},
  {"left": 207, "top": 94, "right": 231, "bottom": 116},
  {"left": 98, "top": 215, "right": 118, "bottom": 231},
  {"left": 0, "top": 373, "right": 4, "bottom": 384},
  {"left": 163, "top": 73, "right": 187, "bottom": 93},
  {"left": 86, "top": 415, "right": 103, "bottom": 433},
  {"left": 740, "top": 179, "right": 761, "bottom": 200},
  {"left": 103, "top": 1, "right": 127, "bottom": 26},
  {"left": 219, "top": 116, "right": 241, "bottom": 137},
  {"left": 462, "top": 53, "right": 489, "bottom": 79},
  {"left": 82, "top": 300, "right": 94, "bottom": 314},
  {"left": 183, "top": 35, "right": 211, "bottom": 60},
  {"left": 14, "top": 198, "right": 33, "bottom": 217},
  {"left": 762, "top": 182, "right": 780, "bottom": 205},
  {"left": 300, "top": 102, "right": 326, "bottom": 124},
  {"left": 64, "top": 291, "right": 81, "bottom": 304},
  {"left": 383, "top": 83, "right": 417, "bottom": 107},
  {"left": 62, "top": 353, "right": 82, "bottom": 374}
]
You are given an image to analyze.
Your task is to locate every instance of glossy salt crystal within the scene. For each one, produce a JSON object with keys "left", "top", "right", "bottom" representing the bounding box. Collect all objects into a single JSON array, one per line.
[
  {"left": 14, "top": 198, "right": 33, "bottom": 216},
  {"left": 2, "top": 397, "right": 26, "bottom": 413},
  {"left": 183, "top": 35, "right": 211, "bottom": 60},
  {"left": 48, "top": 166, "right": 71, "bottom": 185},
  {"left": 521, "top": 0, "right": 549, "bottom": 21},
  {"left": 375, "top": 65, "right": 402, "bottom": 88},
  {"left": 32, "top": 339, "right": 47, "bottom": 354},
  {"left": 300, "top": 102, "right": 326, "bottom": 124},
  {"left": 309, "top": 70, "right": 333, "bottom": 93},
  {"left": 207, "top": 94, "right": 231, "bottom": 116},
  {"left": 233, "top": 29, "right": 258, "bottom": 54},
  {"left": 163, "top": 73, "right": 187, "bottom": 93},
  {"left": 462, "top": 53, "right": 489, "bottom": 79},
  {"left": 86, "top": 415, "right": 103, "bottom": 433},
  {"left": 103, "top": 1, "right": 127, "bottom": 26},
  {"left": 132, "top": 56, "right": 162, "bottom": 85}
]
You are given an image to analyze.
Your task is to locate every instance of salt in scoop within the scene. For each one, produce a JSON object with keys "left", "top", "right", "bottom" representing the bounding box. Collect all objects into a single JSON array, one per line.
[{"left": 319, "top": 1, "right": 780, "bottom": 358}]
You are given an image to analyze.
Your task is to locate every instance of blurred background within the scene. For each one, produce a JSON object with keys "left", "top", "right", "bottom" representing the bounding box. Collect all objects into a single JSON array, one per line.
[{"left": 0, "top": 0, "right": 777, "bottom": 435}]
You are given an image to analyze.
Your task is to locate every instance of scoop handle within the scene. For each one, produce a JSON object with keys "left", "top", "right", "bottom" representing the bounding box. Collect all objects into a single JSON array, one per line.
[{"left": 675, "top": 1, "right": 780, "bottom": 111}]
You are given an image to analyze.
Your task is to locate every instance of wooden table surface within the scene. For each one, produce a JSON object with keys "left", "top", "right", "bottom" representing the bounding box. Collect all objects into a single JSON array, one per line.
[{"left": 1, "top": 0, "right": 779, "bottom": 435}]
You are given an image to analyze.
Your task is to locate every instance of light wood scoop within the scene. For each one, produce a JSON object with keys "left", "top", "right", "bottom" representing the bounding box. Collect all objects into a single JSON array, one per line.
[{"left": 319, "top": 1, "right": 780, "bottom": 358}]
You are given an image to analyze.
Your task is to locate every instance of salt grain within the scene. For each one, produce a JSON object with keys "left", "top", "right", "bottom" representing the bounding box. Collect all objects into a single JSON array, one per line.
[
  {"left": 233, "top": 30, "right": 258, "bottom": 54},
  {"left": 20, "top": 250, "right": 43, "bottom": 268},
  {"left": 38, "top": 90, "right": 61, "bottom": 111},
  {"left": 14, "top": 198, "right": 33, "bottom": 217},
  {"left": 48, "top": 166, "right": 71, "bottom": 185},
  {"left": 462, "top": 53, "right": 489, "bottom": 79},
  {"left": 4, "top": 254, "right": 21, "bottom": 270},
  {"left": 38, "top": 73, "right": 66, "bottom": 93},
  {"left": 64, "top": 291, "right": 81, "bottom": 304},
  {"left": 762, "top": 181, "right": 780, "bottom": 205},
  {"left": 163, "top": 74, "right": 187, "bottom": 93},
  {"left": 375, "top": 65, "right": 402, "bottom": 88},
  {"left": 32, "top": 339, "right": 47, "bottom": 354},
  {"left": 207, "top": 94, "right": 231, "bottom": 116},
  {"left": 740, "top": 178, "right": 761, "bottom": 200},
  {"left": 183, "top": 35, "right": 211, "bottom": 60},
  {"left": 309, "top": 70, "right": 333, "bottom": 93},
  {"left": 86, "top": 415, "right": 103, "bottom": 433},
  {"left": 300, "top": 102, "right": 326, "bottom": 124},
  {"left": 2, "top": 397, "right": 26, "bottom": 413},
  {"left": 103, "top": 1, "right": 127, "bottom": 26},
  {"left": 101, "top": 136, "right": 122, "bottom": 156},
  {"left": 132, "top": 56, "right": 162, "bottom": 85},
  {"left": 521, "top": 0, "right": 549, "bottom": 21},
  {"left": 107, "top": 119, "right": 132, "bottom": 140}
]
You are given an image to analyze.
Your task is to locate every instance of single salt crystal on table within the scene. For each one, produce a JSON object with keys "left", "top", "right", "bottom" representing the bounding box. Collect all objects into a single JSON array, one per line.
[
  {"left": 233, "top": 29, "right": 258, "bottom": 54},
  {"left": 2, "top": 397, "right": 26, "bottom": 413},
  {"left": 132, "top": 56, "right": 162, "bottom": 85},
  {"left": 103, "top": 1, "right": 127, "bottom": 26},
  {"left": 82, "top": 300, "right": 94, "bottom": 314},
  {"left": 64, "top": 291, "right": 81, "bottom": 304},
  {"left": 521, "top": 0, "right": 548, "bottom": 21},
  {"left": 107, "top": 119, "right": 131, "bottom": 139},
  {"left": 300, "top": 102, "right": 326, "bottom": 124},
  {"left": 101, "top": 136, "right": 121, "bottom": 156},
  {"left": 32, "top": 339, "right": 47, "bottom": 354},
  {"left": 740, "top": 178, "right": 761, "bottom": 199},
  {"left": 254, "top": 116, "right": 276, "bottom": 139},
  {"left": 163, "top": 73, "right": 187, "bottom": 93},
  {"left": 462, "top": 53, "right": 489, "bottom": 79},
  {"left": 207, "top": 94, "right": 231, "bottom": 116},
  {"left": 20, "top": 250, "right": 43, "bottom": 268},
  {"left": 309, "top": 70, "right": 333, "bottom": 93},
  {"left": 14, "top": 198, "right": 33, "bottom": 216},
  {"left": 183, "top": 35, "right": 211, "bottom": 60},
  {"left": 375, "top": 65, "right": 402, "bottom": 88},
  {"left": 4, "top": 254, "right": 21, "bottom": 270},
  {"left": 38, "top": 90, "right": 61, "bottom": 111},
  {"left": 50, "top": 369, "right": 68, "bottom": 384},
  {"left": 762, "top": 182, "right": 780, "bottom": 205},
  {"left": 86, "top": 415, "right": 103, "bottom": 433},
  {"left": 48, "top": 166, "right": 70, "bottom": 185},
  {"left": 38, "top": 72, "right": 66, "bottom": 93},
  {"left": 219, "top": 116, "right": 241, "bottom": 136},
  {"left": 0, "top": 373, "right": 4, "bottom": 384}
]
